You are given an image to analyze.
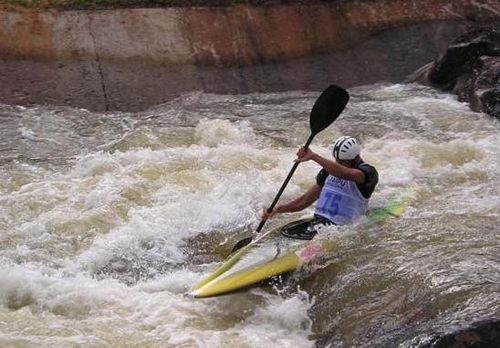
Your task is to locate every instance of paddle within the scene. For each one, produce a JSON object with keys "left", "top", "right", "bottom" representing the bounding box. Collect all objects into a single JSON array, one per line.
[{"left": 230, "top": 85, "right": 350, "bottom": 253}]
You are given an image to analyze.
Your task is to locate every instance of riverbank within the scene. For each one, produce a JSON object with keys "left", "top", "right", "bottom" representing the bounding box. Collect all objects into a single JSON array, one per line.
[{"left": 1, "top": 0, "right": 499, "bottom": 111}]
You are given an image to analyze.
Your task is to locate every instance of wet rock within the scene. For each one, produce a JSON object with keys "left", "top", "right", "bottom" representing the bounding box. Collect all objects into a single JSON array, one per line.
[
  {"left": 408, "top": 27, "right": 499, "bottom": 118},
  {"left": 418, "top": 319, "right": 500, "bottom": 348}
]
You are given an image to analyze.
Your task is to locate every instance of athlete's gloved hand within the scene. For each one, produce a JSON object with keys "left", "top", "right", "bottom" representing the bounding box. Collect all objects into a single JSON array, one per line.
[{"left": 295, "top": 146, "right": 316, "bottom": 163}]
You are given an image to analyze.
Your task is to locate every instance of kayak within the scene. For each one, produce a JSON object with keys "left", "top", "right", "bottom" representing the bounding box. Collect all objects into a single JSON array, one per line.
[{"left": 191, "top": 195, "right": 407, "bottom": 298}]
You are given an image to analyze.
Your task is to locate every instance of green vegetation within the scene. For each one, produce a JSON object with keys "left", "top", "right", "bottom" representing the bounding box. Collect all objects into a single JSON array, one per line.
[{"left": 1, "top": 0, "right": 313, "bottom": 10}]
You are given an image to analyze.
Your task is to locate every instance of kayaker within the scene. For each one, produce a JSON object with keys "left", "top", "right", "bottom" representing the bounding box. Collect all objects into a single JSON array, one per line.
[{"left": 262, "top": 136, "right": 378, "bottom": 238}]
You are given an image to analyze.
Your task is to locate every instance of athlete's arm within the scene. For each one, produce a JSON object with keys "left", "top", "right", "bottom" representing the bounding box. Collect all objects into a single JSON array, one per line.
[
  {"left": 295, "top": 147, "right": 366, "bottom": 184},
  {"left": 262, "top": 184, "right": 322, "bottom": 220}
]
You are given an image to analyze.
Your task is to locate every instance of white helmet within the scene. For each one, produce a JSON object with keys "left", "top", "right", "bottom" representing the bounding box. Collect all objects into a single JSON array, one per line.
[{"left": 333, "top": 136, "right": 361, "bottom": 160}]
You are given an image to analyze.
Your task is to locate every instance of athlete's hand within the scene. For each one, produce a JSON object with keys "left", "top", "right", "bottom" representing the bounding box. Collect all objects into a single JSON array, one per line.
[
  {"left": 261, "top": 207, "right": 277, "bottom": 221},
  {"left": 295, "top": 146, "right": 316, "bottom": 162}
]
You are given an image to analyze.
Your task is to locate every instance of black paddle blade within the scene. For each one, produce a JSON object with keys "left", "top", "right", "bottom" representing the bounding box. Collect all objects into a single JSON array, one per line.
[
  {"left": 310, "top": 85, "right": 349, "bottom": 135},
  {"left": 231, "top": 237, "right": 252, "bottom": 253}
]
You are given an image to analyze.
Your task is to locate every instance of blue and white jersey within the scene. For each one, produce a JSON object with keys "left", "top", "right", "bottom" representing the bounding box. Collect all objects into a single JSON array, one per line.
[{"left": 314, "top": 162, "right": 378, "bottom": 225}]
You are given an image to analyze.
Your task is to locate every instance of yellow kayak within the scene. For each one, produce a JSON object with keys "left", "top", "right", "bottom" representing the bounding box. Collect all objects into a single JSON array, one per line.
[
  {"left": 191, "top": 194, "right": 407, "bottom": 298},
  {"left": 191, "top": 218, "right": 335, "bottom": 298}
]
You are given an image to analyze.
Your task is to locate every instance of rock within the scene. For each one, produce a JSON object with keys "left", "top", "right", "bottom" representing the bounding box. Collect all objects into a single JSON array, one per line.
[
  {"left": 407, "top": 26, "right": 499, "bottom": 118},
  {"left": 456, "top": 55, "right": 500, "bottom": 117},
  {"left": 416, "top": 319, "right": 500, "bottom": 348}
]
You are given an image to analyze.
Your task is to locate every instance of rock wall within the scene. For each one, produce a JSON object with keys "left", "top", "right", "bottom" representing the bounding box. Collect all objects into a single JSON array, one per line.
[{"left": 0, "top": 0, "right": 499, "bottom": 111}]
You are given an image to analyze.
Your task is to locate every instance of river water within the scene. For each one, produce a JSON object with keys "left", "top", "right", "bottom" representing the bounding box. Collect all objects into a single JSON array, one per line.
[{"left": 0, "top": 83, "right": 498, "bottom": 347}]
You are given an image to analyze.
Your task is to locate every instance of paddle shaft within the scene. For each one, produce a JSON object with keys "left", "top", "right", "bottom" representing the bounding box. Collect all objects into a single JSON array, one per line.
[{"left": 256, "top": 133, "right": 315, "bottom": 233}]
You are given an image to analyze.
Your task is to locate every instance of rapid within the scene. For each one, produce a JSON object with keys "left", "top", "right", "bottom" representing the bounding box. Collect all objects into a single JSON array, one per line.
[{"left": 0, "top": 83, "right": 498, "bottom": 347}]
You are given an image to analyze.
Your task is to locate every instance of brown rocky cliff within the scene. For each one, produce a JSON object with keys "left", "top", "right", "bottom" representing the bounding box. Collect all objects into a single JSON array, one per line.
[{"left": 0, "top": 0, "right": 499, "bottom": 111}]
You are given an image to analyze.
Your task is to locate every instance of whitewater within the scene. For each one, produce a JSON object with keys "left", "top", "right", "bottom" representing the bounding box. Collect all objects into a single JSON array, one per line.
[{"left": 0, "top": 83, "right": 498, "bottom": 347}]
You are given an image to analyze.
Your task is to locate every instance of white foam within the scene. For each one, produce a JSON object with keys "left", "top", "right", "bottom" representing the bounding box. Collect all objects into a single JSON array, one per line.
[{"left": 235, "top": 289, "right": 315, "bottom": 347}]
